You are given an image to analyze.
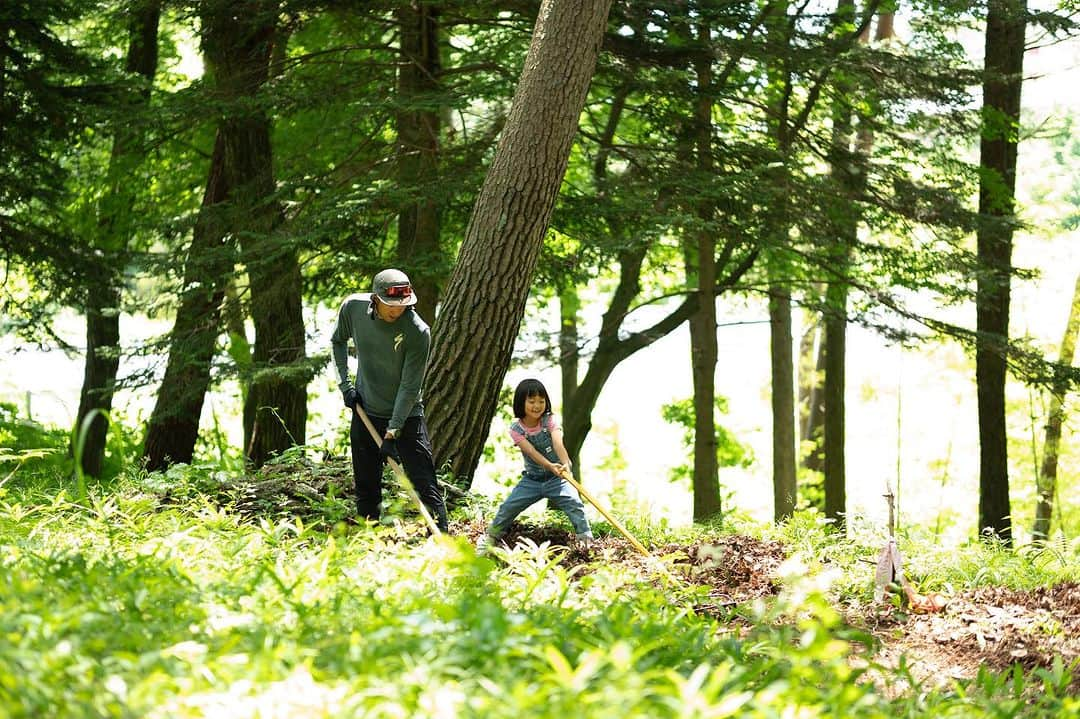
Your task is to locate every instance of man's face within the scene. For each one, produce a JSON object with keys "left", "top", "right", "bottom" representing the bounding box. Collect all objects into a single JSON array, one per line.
[{"left": 376, "top": 299, "right": 407, "bottom": 322}]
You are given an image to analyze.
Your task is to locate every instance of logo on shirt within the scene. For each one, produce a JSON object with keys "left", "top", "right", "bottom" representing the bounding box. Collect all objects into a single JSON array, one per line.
[{"left": 394, "top": 333, "right": 404, "bottom": 352}]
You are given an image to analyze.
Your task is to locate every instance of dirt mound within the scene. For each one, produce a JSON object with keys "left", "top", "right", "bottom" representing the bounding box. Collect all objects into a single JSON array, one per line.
[
  {"left": 862, "top": 582, "right": 1080, "bottom": 690},
  {"left": 464, "top": 520, "right": 785, "bottom": 610}
]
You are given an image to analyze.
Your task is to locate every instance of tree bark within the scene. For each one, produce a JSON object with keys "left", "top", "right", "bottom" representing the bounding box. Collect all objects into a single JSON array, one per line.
[
  {"left": 1033, "top": 272, "right": 1080, "bottom": 541},
  {"left": 145, "top": 0, "right": 307, "bottom": 470},
  {"left": 143, "top": 132, "right": 232, "bottom": 470},
  {"left": 769, "top": 283, "right": 796, "bottom": 520},
  {"left": 821, "top": 0, "right": 859, "bottom": 531},
  {"left": 976, "top": 0, "right": 1025, "bottom": 544},
  {"left": 425, "top": 0, "right": 614, "bottom": 484},
  {"left": 395, "top": 0, "right": 444, "bottom": 323},
  {"left": 74, "top": 0, "right": 161, "bottom": 478},
  {"left": 688, "top": 21, "right": 721, "bottom": 523},
  {"left": 766, "top": 0, "right": 797, "bottom": 522},
  {"left": 559, "top": 283, "right": 580, "bottom": 471},
  {"left": 199, "top": 3, "right": 307, "bottom": 468},
  {"left": 799, "top": 315, "right": 826, "bottom": 474}
]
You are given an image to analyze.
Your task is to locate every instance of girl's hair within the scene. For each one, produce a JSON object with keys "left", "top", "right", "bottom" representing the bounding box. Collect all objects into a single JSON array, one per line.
[{"left": 513, "top": 378, "right": 552, "bottom": 419}]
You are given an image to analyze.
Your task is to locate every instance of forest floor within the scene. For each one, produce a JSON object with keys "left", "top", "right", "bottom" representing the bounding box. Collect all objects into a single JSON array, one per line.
[
  {"left": 474, "top": 523, "right": 1080, "bottom": 694},
  {"left": 237, "top": 457, "right": 1080, "bottom": 694}
]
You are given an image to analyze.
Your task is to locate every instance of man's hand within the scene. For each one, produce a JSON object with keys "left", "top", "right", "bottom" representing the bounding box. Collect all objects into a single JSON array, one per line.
[
  {"left": 343, "top": 387, "right": 359, "bottom": 410},
  {"left": 379, "top": 437, "right": 400, "bottom": 462}
]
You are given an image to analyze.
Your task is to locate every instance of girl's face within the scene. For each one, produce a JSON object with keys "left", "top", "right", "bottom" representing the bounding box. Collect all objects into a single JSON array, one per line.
[{"left": 523, "top": 392, "right": 547, "bottom": 420}]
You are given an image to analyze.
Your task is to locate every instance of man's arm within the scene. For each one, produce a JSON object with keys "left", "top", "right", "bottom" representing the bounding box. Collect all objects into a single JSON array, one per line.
[
  {"left": 330, "top": 299, "right": 354, "bottom": 392},
  {"left": 389, "top": 324, "right": 430, "bottom": 430}
]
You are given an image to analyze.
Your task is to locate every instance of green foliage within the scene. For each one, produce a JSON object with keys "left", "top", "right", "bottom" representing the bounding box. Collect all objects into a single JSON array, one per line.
[
  {"left": 0, "top": 467, "right": 1077, "bottom": 717},
  {"left": 661, "top": 396, "right": 753, "bottom": 486}
]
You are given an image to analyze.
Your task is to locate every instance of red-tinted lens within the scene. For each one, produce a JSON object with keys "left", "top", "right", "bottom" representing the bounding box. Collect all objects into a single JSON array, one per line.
[{"left": 386, "top": 284, "right": 412, "bottom": 298}]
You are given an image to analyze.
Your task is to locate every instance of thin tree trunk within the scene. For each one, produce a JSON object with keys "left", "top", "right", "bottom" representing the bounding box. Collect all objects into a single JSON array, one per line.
[
  {"left": 559, "top": 283, "right": 580, "bottom": 473},
  {"left": 395, "top": 1, "right": 443, "bottom": 322},
  {"left": 976, "top": 0, "right": 1025, "bottom": 544},
  {"left": 74, "top": 0, "right": 160, "bottom": 477},
  {"left": 822, "top": 0, "right": 859, "bottom": 530},
  {"left": 766, "top": 0, "right": 797, "bottom": 522},
  {"left": 561, "top": 247, "right": 699, "bottom": 464},
  {"left": 143, "top": 133, "right": 232, "bottom": 470},
  {"left": 223, "top": 280, "right": 251, "bottom": 406},
  {"left": 425, "top": 0, "right": 614, "bottom": 485},
  {"left": 770, "top": 283, "right": 796, "bottom": 520},
  {"left": 822, "top": 271, "right": 848, "bottom": 526},
  {"left": 1033, "top": 272, "right": 1080, "bottom": 541},
  {"left": 800, "top": 315, "right": 826, "bottom": 473},
  {"left": 688, "top": 21, "right": 721, "bottom": 523}
]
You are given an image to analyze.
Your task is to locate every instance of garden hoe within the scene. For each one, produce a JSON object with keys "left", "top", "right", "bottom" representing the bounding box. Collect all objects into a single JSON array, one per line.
[
  {"left": 873, "top": 482, "right": 945, "bottom": 613},
  {"left": 557, "top": 467, "right": 650, "bottom": 557},
  {"left": 557, "top": 468, "right": 686, "bottom": 586},
  {"left": 353, "top": 405, "right": 442, "bottom": 537}
]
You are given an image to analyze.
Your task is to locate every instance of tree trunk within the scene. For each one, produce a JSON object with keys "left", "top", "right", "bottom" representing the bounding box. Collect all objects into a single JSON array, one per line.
[
  {"left": 769, "top": 283, "right": 796, "bottom": 521},
  {"left": 199, "top": 4, "right": 307, "bottom": 468},
  {"left": 559, "top": 283, "right": 581, "bottom": 473},
  {"left": 1033, "top": 272, "right": 1080, "bottom": 541},
  {"left": 143, "top": 132, "right": 232, "bottom": 470},
  {"left": 395, "top": 1, "right": 443, "bottom": 323},
  {"left": 561, "top": 247, "right": 698, "bottom": 466},
  {"left": 223, "top": 280, "right": 251, "bottom": 406},
  {"left": 766, "top": 1, "right": 797, "bottom": 522},
  {"left": 821, "top": 0, "right": 859, "bottom": 531},
  {"left": 799, "top": 315, "right": 826, "bottom": 473},
  {"left": 425, "top": 0, "right": 614, "bottom": 484},
  {"left": 73, "top": 0, "right": 161, "bottom": 478},
  {"left": 976, "top": 0, "right": 1025, "bottom": 544},
  {"left": 688, "top": 21, "right": 721, "bottom": 523},
  {"left": 822, "top": 274, "right": 848, "bottom": 527}
]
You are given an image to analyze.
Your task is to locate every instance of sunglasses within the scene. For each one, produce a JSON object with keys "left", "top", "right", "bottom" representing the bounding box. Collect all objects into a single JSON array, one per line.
[{"left": 385, "top": 284, "right": 413, "bottom": 298}]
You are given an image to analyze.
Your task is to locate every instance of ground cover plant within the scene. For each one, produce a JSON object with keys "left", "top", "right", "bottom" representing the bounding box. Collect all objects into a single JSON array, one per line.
[{"left": 1, "top": 451, "right": 1077, "bottom": 718}]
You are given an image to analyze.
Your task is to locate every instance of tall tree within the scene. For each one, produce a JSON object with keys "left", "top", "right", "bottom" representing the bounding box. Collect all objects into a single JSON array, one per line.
[
  {"left": 0, "top": 0, "right": 98, "bottom": 315},
  {"left": 144, "top": 0, "right": 303, "bottom": 469},
  {"left": 976, "top": 0, "right": 1026, "bottom": 543},
  {"left": 765, "top": 0, "right": 797, "bottom": 522},
  {"left": 1033, "top": 272, "right": 1079, "bottom": 542},
  {"left": 686, "top": 18, "right": 721, "bottom": 523},
  {"left": 821, "top": 1, "right": 891, "bottom": 530},
  {"left": 73, "top": 0, "right": 161, "bottom": 478},
  {"left": 142, "top": 132, "right": 232, "bottom": 470},
  {"left": 395, "top": 0, "right": 444, "bottom": 323},
  {"left": 232, "top": 5, "right": 308, "bottom": 468},
  {"left": 425, "top": 0, "right": 614, "bottom": 483}
]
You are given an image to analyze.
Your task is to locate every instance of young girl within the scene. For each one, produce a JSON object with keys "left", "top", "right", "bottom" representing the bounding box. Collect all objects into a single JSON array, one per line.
[{"left": 485, "top": 378, "right": 593, "bottom": 545}]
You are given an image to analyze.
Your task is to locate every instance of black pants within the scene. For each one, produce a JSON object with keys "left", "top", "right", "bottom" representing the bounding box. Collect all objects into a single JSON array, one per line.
[{"left": 350, "top": 412, "right": 448, "bottom": 531}]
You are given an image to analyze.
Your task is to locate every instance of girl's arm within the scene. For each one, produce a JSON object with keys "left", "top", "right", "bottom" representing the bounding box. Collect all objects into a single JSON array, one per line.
[
  {"left": 550, "top": 424, "right": 572, "bottom": 471},
  {"left": 518, "top": 439, "right": 565, "bottom": 475}
]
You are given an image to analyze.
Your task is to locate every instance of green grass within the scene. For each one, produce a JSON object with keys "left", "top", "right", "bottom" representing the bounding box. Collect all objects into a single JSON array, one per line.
[
  {"left": 0, "top": 468, "right": 1075, "bottom": 718},
  {"left": 1, "top": 415, "right": 1078, "bottom": 717}
]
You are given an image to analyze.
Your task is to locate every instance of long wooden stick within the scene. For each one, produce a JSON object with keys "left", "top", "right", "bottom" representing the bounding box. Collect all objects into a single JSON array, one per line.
[
  {"left": 558, "top": 468, "right": 649, "bottom": 557},
  {"left": 353, "top": 405, "right": 441, "bottom": 536}
]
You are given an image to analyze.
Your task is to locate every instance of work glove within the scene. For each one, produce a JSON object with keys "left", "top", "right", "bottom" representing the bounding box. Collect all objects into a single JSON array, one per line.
[
  {"left": 379, "top": 437, "right": 401, "bottom": 462},
  {"left": 343, "top": 387, "right": 359, "bottom": 410}
]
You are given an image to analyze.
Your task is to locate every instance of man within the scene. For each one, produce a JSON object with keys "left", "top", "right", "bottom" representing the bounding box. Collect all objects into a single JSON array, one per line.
[{"left": 331, "top": 268, "right": 448, "bottom": 532}]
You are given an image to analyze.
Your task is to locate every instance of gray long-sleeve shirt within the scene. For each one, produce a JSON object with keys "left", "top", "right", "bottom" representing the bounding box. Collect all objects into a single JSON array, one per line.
[{"left": 330, "top": 293, "right": 430, "bottom": 431}]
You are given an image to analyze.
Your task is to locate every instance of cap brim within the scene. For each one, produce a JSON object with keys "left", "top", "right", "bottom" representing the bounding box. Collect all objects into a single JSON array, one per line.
[{"left": 378, "top": 294, "right": 417, "bottom": 307}]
